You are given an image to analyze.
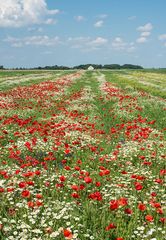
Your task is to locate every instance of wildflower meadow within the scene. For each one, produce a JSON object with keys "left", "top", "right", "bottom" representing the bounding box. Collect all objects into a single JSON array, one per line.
[{"left": 0, "top": 70, "right": 165, "bottom": 240}]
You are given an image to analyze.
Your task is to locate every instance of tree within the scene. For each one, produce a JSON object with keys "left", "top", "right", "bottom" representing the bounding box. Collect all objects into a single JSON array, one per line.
[
  {"left": 121, "top": 64, "right": 143, "bottom": 69},
  {"left": 103, "top": 64, "right": 121, "bottom": 69}
]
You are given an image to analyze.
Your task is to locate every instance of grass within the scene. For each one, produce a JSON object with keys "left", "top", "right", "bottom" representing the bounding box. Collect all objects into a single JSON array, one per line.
[
  {"left": 0, "top": 70, "right": 75, "bottom": 91},
  {"left": 103, "top": 70, "right": 166, "bottom": 99}
]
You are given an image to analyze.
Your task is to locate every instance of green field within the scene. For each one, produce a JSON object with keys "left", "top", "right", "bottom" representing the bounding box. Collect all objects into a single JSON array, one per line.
[{"left": 0, "top": 70, "right": 75, "bottom": 91}]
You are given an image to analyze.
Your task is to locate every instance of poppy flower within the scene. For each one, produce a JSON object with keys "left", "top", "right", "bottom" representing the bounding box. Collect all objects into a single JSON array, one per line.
[
  {"left": 118, "top": 197, "right": 128, "bottom": 206},
  {"left": 88, "top": 191, "right": 102, "bottom": 201},
  {"left": 35, "top": 200, "right": 43, "bottom": 207},
  {"left": 21, "top": 190, "right": 31, "bottom": 198},
  {"left": 160, "top": 217, "right": 166, "bottom": 223},
  {"left": 71, "top": 185, "right": 79, "bottom": 191},
  {"left": 110, "top": 200, "right": 119, "bottom": 210},
  {"left": 138, "top": 203, "right": 146, "bottom": 211},
  {"left": 105, "top": 223, "right": 116, "bottom": 231},
  {"left": 95, "top": 181, "right": 101, "bottom": 187},
  {"left": 63, "top": 229, "right": 73, "bottom": 239},
  {"left": 71, "top": 192, "right": 80, "bottom": 198},
  {"left": 145, "top": 215, "right": 154, "bottom": 222},
  {"left": 18, "top": 182, "right": 27, "bottom": 188},
  {"left": 36, "top": 194, "right": 43, "bottom": 199},
  {"left": 0, "top": 188, "right": 4, "bottom": 193},
  {"left": 27, "top": 201, "right": 35, "bottom": 208},
  {"left": 124, "top": 208, "right": 133, "bottom": 215},
  {"left": 134, "top": 182, "right": 143, "bottom": 190},
  {"left": 59, "top": 175, "right": 66, "bottom": 182},
  {"left": 84, "top": 176, "right": 92, "bottom": 184}
]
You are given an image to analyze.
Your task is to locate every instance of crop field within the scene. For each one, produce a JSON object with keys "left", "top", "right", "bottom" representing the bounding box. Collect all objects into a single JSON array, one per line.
[{"left": 0, "top": 70, "right": 165, "bottom": 240}]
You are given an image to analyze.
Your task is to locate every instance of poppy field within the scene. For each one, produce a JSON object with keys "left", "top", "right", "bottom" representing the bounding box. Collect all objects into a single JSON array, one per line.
[{"left": 0, "top": 70, "right": 165, "bottom": 240}]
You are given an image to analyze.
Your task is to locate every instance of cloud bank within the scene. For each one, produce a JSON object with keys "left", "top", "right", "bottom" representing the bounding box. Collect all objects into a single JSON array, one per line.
[{"left": 0, "top": 0, "right": 59, "bottom": 27}]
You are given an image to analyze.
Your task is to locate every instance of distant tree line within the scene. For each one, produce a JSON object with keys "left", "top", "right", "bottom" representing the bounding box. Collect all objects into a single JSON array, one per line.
[
  {"left": 4, "top": 63, "right": 165, "bottom": 70},
  {"left": 1, "top": 64, "right": 166, "bottom": 71},
  {"left": 36, "top": 65, "right": 70, "bottom": 70},
  {"left": 73, "top": 64, "right": 144, "bottom": 70},
  {"left": 34, "top": 64, "right": 144, "bottom": 70}
]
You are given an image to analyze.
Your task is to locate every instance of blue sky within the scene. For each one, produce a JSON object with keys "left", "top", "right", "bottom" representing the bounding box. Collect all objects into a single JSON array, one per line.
[{"left": 0, "top": 0, "right": 166, "bottom": 68}]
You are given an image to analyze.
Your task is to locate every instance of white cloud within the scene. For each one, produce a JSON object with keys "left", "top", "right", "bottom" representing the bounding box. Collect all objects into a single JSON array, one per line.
[
  {"left": 136, "top": 23, "right": 153, "bottom": 44},
  {"left": 47, "top": 9, "right": 60, "bottom": 15},
  {"left": 28, "top": 27, "right": 43, "bottom": 32},
  {"left": 127, "top": 42, "right": 136, "bottom": 52},
  {"left": 158, "top": 34, "right": 166, "bottom": 47},
  {"left": 98, "top": 14, "right": 108, "bottom": 19},
  {"left": 112, "top": 37, "right": 126, "bottom": 50},
  {"left": 4, "top": 35, "right": 60, "bottom": 47},
  {"left": 89, "top": 37, "right": 108, "bottom": 46},
  {"left": 136, "top": 37, "right": 147, "bottom": 43},
  {"left": 141, "top": 32, "right": 151, "bottom": 37},
  {"left": 0, "top": 0, "right": 60, "bottom": 27},
  {"left": 111, "top": 37, "right": 136, "bottom": 52},
  {"left": 44, "top": 18, "right": 56, "bottom": 25},
  {"left": 137, "top": 23, "right": 153, "bottom": 32},
  {"left": 74, "top": 15, "right": 85, "bottom": 22},
  {"left": 158, "top": 34, "right": 166, "bottom": 41},
  {"left": 136, "top": 36, "right": 148, "bottom": 43},
  {"left": 67, "top": 37, "right": 90, "bottom": 49},
  {"left": 94, "top": 20, "right": 104, "bottom": 28},
  {"left": 67, "top": 36, "right": 108, "bottom": 51}
]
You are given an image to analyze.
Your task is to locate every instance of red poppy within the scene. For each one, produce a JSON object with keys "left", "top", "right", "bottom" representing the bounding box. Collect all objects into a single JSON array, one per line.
[
  {"left": 18, "top": 182, "right": 27, "bottom": 188},
  {"left": 160, "top": 217, "right": 166, "bottom": 223},
  {"left": 155, "top": 178, "right": 163, "bottom": 184},
  {"left": 95, "top": 181, "right": 101, "bottom": 187},
  {"left": 110, "top": 200, "right": 119, "bottom": 210},
  {"left": 59, "top": 176, "right": 66, "bottom": 182},
  {"left": 84, "top": 176, "right": 92, "bottom": 184},
  {"left": 36, "top": 194, "right": 43, "bottom": 199},
  {"left": 24, "top": 142, "right": 32, "bottom": 151},
  {"left": 151, "top": 192, "right": 157, "bottom": 197},
  {"left": 36, "top": 200, "right": 43, "bottom": 207},
  {"left": 118, "top": 197, "right": 128, "bottom": 206},
  {"left": 26, "top": 181, "right": 34, "bottom": 186},
  {"left": 125, "top": 208, "right": 133, "bottom": 215},
  {"left": 27, "top": 201, "right": 35, "bottom": 208},
  {"left": 7, "top": 188, "right": 14, "bottom": 192},
  {"left": 138, "top": 203, "right": 146, "bottom": 211},
  {"left": 88, "top": 191, "right": 102, "bottom": 201},
  {"left": 71, "top": 185, "right": 79, "bottom": 191},
  {"left": 63, "top": 229, "right": 73, "bottom": 239},
  {"left": 105, "top": 223, "right": 116, "bottom": 231},
  {"left": 35, "top": 170, "right": 41, "bottom": 175},
  {"left": 71, "top": 192, "right": 80, "bottom": 198},
  {"left": 64, "top": 166, "right": 71, "bottom": 170},
  {"left": 21, "top": 190, "right": 31, "bottom": 198},
  {"left": 156, "top": 208, "right": 163, "bottom": 214},
  {"left": 145, "top": 215, "right": 154, "bottom": 222},
  {"left": 0, "top": 188, "right": 4, "bottom": 193},
  {"left": 134, "top": 182, "right": 143, "bottom": 190}
]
